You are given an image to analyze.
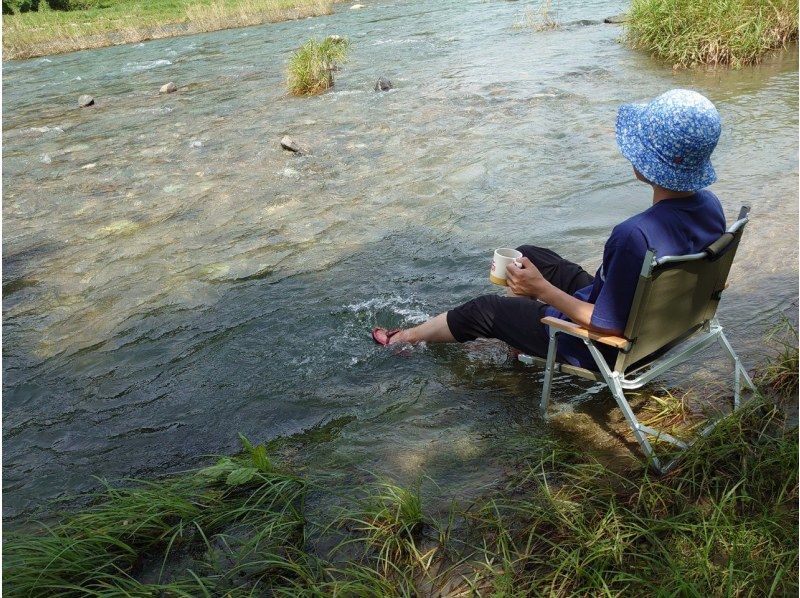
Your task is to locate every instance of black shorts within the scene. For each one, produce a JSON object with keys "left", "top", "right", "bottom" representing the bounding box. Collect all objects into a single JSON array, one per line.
[{"left": 446, "top": 246, "right": 594, "bottom": 359}]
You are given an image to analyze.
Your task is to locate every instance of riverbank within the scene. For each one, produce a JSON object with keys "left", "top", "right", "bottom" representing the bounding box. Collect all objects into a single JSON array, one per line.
[
  {"left": 626, "top": 0, "right": 799, "bottom": 67},
  {"left": 5, "top": 390, "right": 797, "bottom": 595},
  {"left": 2, "top": 0, "right": 338, "bottom": 60}
]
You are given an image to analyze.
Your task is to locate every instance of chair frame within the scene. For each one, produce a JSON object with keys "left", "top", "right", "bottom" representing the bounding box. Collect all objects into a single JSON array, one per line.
[{"left": 519, "top": 208, "right": 756, "bottom": 473}]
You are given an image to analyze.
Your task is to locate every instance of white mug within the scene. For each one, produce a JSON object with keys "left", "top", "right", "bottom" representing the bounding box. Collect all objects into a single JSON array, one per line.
[{"left": 490, "top": 248, "right": 522, "bottom": 286}]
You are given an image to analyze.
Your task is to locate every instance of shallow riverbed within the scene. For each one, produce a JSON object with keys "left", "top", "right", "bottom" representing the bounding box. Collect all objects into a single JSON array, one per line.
[{"left": 3, "top": 0, "right": 798, "bottom": 522}]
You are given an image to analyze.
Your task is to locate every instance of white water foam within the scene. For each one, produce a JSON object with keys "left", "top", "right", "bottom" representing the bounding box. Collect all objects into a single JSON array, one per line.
[
  {"left": 121, "top": 59, "right": 172, "bottom": 74},
  {"left": 346, "top": 295, "right": 430, "bottom": 324},
  {"left": 30, "top": 126, "right": 64, "bottom": 134}
]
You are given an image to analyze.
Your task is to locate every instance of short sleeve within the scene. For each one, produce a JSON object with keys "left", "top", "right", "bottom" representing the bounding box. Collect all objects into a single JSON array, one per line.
[{"left": 590, "top": 228, "right": 649, "bottom": 334}]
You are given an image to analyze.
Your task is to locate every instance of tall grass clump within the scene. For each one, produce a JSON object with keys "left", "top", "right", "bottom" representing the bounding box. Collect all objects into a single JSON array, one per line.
[
  {"left": 755, "top": 318, "right": 799, "bottom": 399},
  {"left": 3, "top": 435, "right": 308, "bottom": 596},
  {"left": 627, "top": 0, "right": 799, "bottom": 67},
  {"left": 287, "top": 36, "right": 350, "bottom": 96}
]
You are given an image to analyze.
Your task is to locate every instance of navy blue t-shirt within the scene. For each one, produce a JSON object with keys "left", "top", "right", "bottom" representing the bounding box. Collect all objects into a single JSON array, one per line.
[{"left": 545, "top": 190, "right": 726, "bottom": 369}]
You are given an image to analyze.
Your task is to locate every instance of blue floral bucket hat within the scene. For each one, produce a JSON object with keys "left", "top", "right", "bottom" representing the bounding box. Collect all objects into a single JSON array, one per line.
[{"left": 616, "top": 89, "right": 721, "bottom": 192}]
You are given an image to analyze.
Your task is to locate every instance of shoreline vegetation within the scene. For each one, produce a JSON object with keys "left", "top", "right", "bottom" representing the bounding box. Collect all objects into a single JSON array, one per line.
[
  {"left": 2, "top": 0, "right": 339, "bottom": 61},
  {"left": 626, "top": 0, "right": 799, "bottom": 68},
  {"left": 5, "top": 336, "right": 798, "bottom": 595}
]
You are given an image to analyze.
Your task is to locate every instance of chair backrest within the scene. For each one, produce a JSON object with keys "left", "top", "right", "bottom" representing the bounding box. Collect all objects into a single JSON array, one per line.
[{"left": 614, "top": 206, "right": 750, "bottom": 373}]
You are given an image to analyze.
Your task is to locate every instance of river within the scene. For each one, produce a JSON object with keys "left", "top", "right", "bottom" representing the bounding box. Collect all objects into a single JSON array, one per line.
[{"left": 3, "top": 0, "right": 798, "bottom": 522}]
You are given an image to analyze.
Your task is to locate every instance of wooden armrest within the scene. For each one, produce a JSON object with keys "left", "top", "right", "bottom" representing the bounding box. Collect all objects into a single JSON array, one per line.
[{"left": 540, "top": 316, "right": 631, "bottom": 350}]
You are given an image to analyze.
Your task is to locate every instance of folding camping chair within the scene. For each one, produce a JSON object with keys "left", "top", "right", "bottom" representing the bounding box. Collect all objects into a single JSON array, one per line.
[{"left": 519, "top": 206, "right": 755, "bottom": 473}]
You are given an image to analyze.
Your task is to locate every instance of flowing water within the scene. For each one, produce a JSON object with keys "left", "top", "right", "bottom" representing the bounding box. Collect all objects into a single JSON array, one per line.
[{"left": 3, "top": 0, "right": 798, "bottom": 522}]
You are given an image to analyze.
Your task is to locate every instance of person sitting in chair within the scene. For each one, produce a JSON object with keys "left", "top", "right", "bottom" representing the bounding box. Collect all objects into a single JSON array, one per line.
[{"left": 371, "top": 89, "right": 727, "bottom": 370}]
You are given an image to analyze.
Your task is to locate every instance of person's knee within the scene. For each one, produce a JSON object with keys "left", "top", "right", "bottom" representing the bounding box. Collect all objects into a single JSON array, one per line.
[
  {"left": 461, "top": 294, "right": 500, "bottom": 316},
  {"left": 516, "top": 244, "right": 539, "bottom": 256},
  {"left": 449, "top": 294, "right": 499, "bottom": 341}
]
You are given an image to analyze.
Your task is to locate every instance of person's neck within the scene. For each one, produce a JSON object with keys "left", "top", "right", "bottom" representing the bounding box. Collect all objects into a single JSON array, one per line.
[{"left": 651, "top": 186, "right": 695, "bottom": 205}]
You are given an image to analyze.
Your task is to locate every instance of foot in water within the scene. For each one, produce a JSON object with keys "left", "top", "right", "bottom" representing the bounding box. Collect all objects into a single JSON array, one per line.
[{"left": 371, "top": 327, "right": 403, "bottom": 346}]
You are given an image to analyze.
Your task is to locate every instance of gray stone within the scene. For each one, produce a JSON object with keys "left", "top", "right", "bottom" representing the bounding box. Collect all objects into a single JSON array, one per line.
[
  {"left": 604, "top": 13, "right": 628, "bottom": 24},
  {"left": 78, "top": 94, "right": 94, "bottom": 107},
  {"left": 374, "top": 77, "right": 393, "bottom": 91},
  {"left": 160, "top": 81, "right": 178, "bottom": 94},
  {"left": 280, "top": 136, "right": 308, "bottom": 155}
]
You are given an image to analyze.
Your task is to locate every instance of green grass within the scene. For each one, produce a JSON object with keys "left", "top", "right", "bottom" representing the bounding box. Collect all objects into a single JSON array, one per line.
[
  {"left": 626, "top": 0, "right": 799, "bottom": 67},
  {"left": 3, "top": 435, "right": 308, "bottom": 596},
  {"left": 755, "top": 319, "right": 799, "bottom": 400},
  {"left": 286, "top": 36, "right": 350, "bottom": 96},
  {"left": 2, "top": 0, "right": 336, "bottom": 60},
  {"left": 6, "top": 394, "right": 797, "bottom": 596}
]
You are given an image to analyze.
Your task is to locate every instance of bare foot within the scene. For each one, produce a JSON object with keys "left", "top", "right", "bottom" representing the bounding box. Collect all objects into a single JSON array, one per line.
[{"left": 371, "top": 327, "right": 403, "bottom": 346}]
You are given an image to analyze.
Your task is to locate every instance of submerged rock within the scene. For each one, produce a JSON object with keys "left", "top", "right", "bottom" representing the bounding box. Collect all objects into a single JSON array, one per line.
[
  {"left": 350, "top": 4, "right": 364, "bottom": 9},
  {"left": 78, "top": 94, "right": 94, "bottom": 107},
  {"left": 604, "top": 13, "right": 628, "bottom": 24},
  {"left": 374, "top": 77, "right": 393, "bottom": 91},
  {"left": 160, "top": 81, "right": 178, "bottom": 94},
  {"left": 280, "top": 136, "right": 309, "bottom": 155}
]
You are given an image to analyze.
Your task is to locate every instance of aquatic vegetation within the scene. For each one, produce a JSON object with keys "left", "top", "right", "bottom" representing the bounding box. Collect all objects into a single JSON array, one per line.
[
  {"left": 287, "top": 36, "right": 351, "bottom": 96},
  {"left": 626, "top": 0, "right": 799, "bottom": 67},
  {"left": 333, "top": 480, "right": 428, "bottom": 574},
  {"left": 513, "top": 0, "right": 560, "bottom": 32},
  {"left": 2, "top": 0, "right": 336, "bottom": 60},
  {"left": 755, "top": 318, "right": 799, "bottom": 400},
  {"left": 5, "top": 397, "right": 796, "bottom": 596},
  {"left": 3, "top": 435, "right": 307, "bottom": 596}
]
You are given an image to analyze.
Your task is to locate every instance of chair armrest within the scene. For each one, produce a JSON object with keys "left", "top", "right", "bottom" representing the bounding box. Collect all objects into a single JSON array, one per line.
[{"left": 540, "top": 316, "right": 631, "bottom": 350}]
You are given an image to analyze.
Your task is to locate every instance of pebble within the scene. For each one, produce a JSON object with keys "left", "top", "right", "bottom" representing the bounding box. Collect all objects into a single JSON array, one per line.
[
  {"left": 604, "top": 13, "right": 628, "bottom": 24},
  {"left": 280, "top": 136, "right": 308, "bottom": 155},
  {"left": 350, "top": 4, "right": 364, "bottom": 9},
  {"left": 160, "top": 81, "right": 178, "bottom": 94},
  {"left": 78, "top": 94, "right": 94, "bottom": 107},
  {"left": 374, "top": 77, "right": 393, "bottom": 91}
]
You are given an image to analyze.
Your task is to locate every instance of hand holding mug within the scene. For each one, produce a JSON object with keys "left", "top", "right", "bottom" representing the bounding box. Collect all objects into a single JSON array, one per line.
[
  {"left": 506, "top": 257, "right": 549, "bottom": 298},
  {"left": 489, "top": 248, "right": 523, "bottom": 286}
]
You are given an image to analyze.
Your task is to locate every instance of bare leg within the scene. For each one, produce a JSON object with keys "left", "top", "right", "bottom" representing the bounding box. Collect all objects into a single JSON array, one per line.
[{"left": 390, "top": 312, "right": 456, "bottom": 344}]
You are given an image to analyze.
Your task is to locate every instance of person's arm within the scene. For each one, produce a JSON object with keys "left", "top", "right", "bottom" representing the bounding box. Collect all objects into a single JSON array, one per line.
[
  {"left": 506, "top": 229, "right": 647, "bottom": 335},
  {"left": 506, "top": 260, "right": 619, "bottom": 332},
  {"left": 536, "top": 282, "right": 598, "bottom": 329}
]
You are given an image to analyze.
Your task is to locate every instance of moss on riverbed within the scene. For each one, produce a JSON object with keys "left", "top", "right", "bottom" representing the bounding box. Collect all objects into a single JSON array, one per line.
[
  {"left": 5, "top": 390, "right": 798, "bottom": 596},
  {"left": 2, "top": 0, "right": 338, "bottom": 60}
]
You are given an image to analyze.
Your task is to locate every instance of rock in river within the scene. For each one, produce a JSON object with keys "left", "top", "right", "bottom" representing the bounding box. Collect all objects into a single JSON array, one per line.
[
  {"left": 280, "top": 136, "right": 309, "bottom": 155},
  {"left": 374, "top": 77, "right": 393, "bottom": 91},
  {"left": 78, "top": 94, "right": 94, "bottom": 107},
  {"left": 604, "top": 13, "right": 628, "bottom": 24},
  {"left": 160, "top": 81, "right": 178, "bottom": 94}
]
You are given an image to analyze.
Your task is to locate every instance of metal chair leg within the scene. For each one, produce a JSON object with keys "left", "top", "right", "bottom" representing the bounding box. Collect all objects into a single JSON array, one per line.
[
  {"left": 540, "top": 330, "right": 559, "bottom": 415},
  {"left": 717, "top": 329, "right": 755, "bottom": 409},
  {"left": 585, "top": 342, "right": 663, "bottom": 473}
]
